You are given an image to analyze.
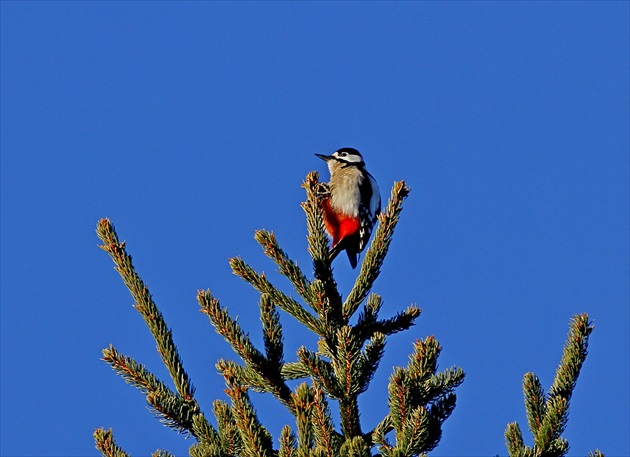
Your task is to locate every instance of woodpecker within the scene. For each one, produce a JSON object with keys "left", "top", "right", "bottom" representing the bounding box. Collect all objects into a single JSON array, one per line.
[{"left": 316, "top": 147, "right": 381, "bottom": 269}]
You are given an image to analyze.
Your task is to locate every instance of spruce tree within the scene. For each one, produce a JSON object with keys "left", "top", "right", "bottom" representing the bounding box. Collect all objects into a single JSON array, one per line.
[
  {"left": 504, "top": 314, "right": 603, "bottom": 457},
  {"left": 93, "top": 171, "right": 601, "bottom": 457},
  {"left": 93, "top": 172, "right": 464, "bottom": 457}
]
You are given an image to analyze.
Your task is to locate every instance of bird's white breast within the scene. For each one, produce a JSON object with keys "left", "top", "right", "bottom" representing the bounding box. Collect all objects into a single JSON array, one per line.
[{"left": 329, "top": 167, "right": 363, "bottom": 217}]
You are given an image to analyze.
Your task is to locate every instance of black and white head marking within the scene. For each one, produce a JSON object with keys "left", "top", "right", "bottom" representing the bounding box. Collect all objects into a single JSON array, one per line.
[{"left": 332, "top": 147, "right": 365, "bottom": 166}]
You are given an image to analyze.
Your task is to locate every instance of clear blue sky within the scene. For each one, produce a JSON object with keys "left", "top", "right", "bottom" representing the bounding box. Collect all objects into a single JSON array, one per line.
[{"left": 1, "top": 2, "right": 628, "bottom": 456}]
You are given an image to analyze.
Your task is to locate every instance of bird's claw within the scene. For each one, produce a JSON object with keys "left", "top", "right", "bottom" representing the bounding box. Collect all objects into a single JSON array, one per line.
[{"left": 314, "top": 182, "right": 331, "bottom": 200}]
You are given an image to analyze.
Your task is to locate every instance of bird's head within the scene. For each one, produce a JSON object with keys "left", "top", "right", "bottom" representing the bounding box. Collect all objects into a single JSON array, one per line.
[{"left": 316, "top": 147, "right": 365, "bottom": 173}]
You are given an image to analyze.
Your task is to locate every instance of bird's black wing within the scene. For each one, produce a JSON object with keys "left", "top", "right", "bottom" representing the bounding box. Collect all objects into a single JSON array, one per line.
[{"left": 358, "top": 171, "right": 381, "bottom": 252}]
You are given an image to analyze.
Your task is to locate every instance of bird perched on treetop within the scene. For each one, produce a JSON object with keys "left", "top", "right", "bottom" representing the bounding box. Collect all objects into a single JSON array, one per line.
[{"left": 316, "top": 147, "right": 381, "bottom": 269}]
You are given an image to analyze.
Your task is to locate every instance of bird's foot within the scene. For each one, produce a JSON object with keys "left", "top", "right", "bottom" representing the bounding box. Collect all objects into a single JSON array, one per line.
[{"left": 314, "top": 182, "right": 331, "bottom": 200}]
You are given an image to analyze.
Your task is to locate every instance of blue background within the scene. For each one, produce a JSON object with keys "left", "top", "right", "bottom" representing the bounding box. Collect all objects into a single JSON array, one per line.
[{"left": 1, "top": 2, "right": 628, "bottom": 456}]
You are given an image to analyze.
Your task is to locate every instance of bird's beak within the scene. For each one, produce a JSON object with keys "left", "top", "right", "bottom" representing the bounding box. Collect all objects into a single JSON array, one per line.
[{"left": 315, "top": 153, "right": 333, "bottom": 162}]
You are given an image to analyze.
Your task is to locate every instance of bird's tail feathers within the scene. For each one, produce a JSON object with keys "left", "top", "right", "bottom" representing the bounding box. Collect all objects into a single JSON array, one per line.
[
  {"left": 329, "top": 242, "right": 343, "bottom": 262},
  {"left": 346, "top": 250, "right": 358, "bottom": 269},
  {"left": 329, "top": 239, "right": 359, "bottom": 269}
]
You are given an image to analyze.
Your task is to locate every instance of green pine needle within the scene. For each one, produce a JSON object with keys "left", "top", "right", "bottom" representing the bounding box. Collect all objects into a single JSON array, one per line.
[
  {"left": 342, "top": 180, "right": 411, "bottom": 319},
  {"left": 505, "top": 313, "right": 597, "bottom": 457},
  {"left": 95, "top": 172, "right": 470, "bottom": 457},
  {"left": 93, "top": 428, "right": 131, "bottom": 457},
  {"left": 96, "top": 218, "right": 195, "bottom": 400}
]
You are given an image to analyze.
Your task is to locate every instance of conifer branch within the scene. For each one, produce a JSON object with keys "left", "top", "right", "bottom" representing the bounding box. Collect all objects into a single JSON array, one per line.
[
  {"left": 505, "top": 422, "right": 528, "bottom": 457},
  {"left": 101, "top": 345, "right": 210, "bottom": 437},
  {"left": 523, "top": 372, "right": 546, "bottom": 438},
  {"left": 317, "top": 336, "right": 337, "bottom": 360},
  {"left": 216, "top": 359, "right": 295, "bottom": 413},
  {"left": 302, "top": 172, "right": 343, "bottom": 320},
  {"left": 259, "top": 293, "right": 284, "bottom": 369},
  {"left": 425, "top": 393, "right": 457, "bottom": 451},
  {"left": 102, "top": 345, "right": 170, "bottom": 396},
  {"left": 95, "top": 171, "right": 468, "bottom": 456},
  {"left": 355, "top": 332, "right": 386, "bottom": 394},
  {"left": 339, "top": 396, "right": 362, "bottom": 440},
  {"left": 339, "top": 435, "right": 371, "bottom": 457},
  {"left": 397, "top": 406, "right": 430, "bottom": 455},
  {"left": 535, "top": 395, "right": 569, "bottom": 453},
  {"left": 199, "top": 290, "right": 295, "bottom": 410},
  {"left": 407, "top": 337, "right": 440, "bottom": 382},
  {"left": 222, "top": 365, "right": 275, "bottom": 457},
  {"left": 230, "top": 257, "right": 323, "bottom": 334},
  {"left": 334, "top": 326, "right": 362, "bottom": 398},
  {"left": 356, "top": 294, "right": 383, "bottom": 330},
  {"left": 371, "top": 414, "right": 393, "bottom": 452},
  {"left": 505, "top": 313, "right": 597, "bottom": 457},
  {"left": 191, "top": 412, "right": 222, "bottom": 449},
  {"left": 96, "top": 218, "right": 195, "bottom": 401},
  {"left": 293, "top": 383, "right": 315, "bottom": 453},
  {"left": 281, "top": 361, "right": 311, "bottom": 380},
  {"left": 145, "top": 389, "right": 200, "bottom": 434},
  {"left": 334, "top": 326, "right": 364, "bottom": 438},
  {"left": 189, "top": 441, "right": 224, "bottom": 457},
  {"left": 214, "top": 399, "right": 243, "bottom": 456},
  {"left": 215, "top": 358, "right": 264, "bottom": 390},
  {"left": 279, "top": 425, "right": 297, "bottom": 457},
  {"left": 361, "top": 305, "right": 422, "bottom": 341},
  {"left": 388, "top": 367, "right": 410, "bottom": 435},
  {"left": 152, "top": 450, "right": 175, "bottom": 457},
  {"left": 310, "top": 279, "right": 343, "bottom": 341},
  {"left": 296, "top": 347, "right": 340, "bottom": 399},
  {"left": 427, "top": 367, "right": 466, "bottom": 401},
  {"left": 255, "top": 230, "right": 315, "bottom": 309},
  {"left": 198, "top": 290, "right": 268, "bottom": 369},
  {"left": 94, "top": 428, "right": 131, "bottom": 457},
  {"left": 549, "top": 314, "right": 593, "bottom": 402},
  {"left": 343, "top": 181, "right": 411, "bottom": 319},
  {"left": 312, "top": 385, "right": 342, "bottom": 456},
  {"left": 383, "top": 336, "right": 463, "bottom": 454}
]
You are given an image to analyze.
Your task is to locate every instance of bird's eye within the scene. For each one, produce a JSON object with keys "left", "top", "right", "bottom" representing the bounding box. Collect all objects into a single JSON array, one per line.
[{"left": 339, "top": 152, "right": 347, "bottom": 157}]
